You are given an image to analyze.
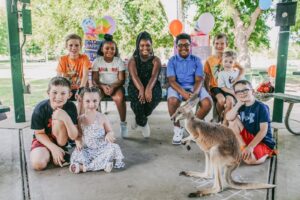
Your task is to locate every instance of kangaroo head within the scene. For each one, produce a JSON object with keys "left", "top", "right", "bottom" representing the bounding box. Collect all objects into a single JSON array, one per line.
[{"left": 171, "top": 93, "right": 200, "bottom": 122}]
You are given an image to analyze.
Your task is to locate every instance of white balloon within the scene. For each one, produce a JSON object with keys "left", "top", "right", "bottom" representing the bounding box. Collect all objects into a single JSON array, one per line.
[{"left": 196, "top": 13, "right": 215, "bottom": 34}]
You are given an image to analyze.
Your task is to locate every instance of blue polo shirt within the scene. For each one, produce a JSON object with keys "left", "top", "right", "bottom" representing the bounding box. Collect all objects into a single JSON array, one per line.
[{"left": 167, "top": 54, "right": 203, "bottom": 87}]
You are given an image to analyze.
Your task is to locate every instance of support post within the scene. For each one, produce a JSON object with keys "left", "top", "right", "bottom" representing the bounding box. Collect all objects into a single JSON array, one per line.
[{"left": 6, "top": 0, "right": 26, "bottom": 122}]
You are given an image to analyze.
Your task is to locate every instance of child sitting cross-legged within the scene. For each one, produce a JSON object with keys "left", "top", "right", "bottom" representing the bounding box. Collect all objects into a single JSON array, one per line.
[{"left": 69, "top": 87, "right": 125, "bottom": 173}]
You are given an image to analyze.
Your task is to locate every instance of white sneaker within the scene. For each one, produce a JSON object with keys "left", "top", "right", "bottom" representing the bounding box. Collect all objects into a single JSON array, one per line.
[
  {"left": 104, "top": 162, "right": 113, "bottom": 173},
  {"left": 137, "top": 122, "right": 150, "bottom": 138},
  {"left": 172, "top": 126, "right": 184, "bottom": 145},
  {"left": 120, "top": 121, "right": 128, "bottom": 138}
]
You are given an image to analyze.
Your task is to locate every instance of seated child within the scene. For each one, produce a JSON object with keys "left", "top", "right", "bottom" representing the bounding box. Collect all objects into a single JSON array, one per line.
[
  {"left": 30, "top": 77, "right": 79, "bottom": 170},
  {"left": 226, "top": 80, "right": 276, "bottom": 165},
  {"left": 69, "top": 87, "right": 125, "bottom": 173},
  {"left": 218, "top": 50, "right": 241, "bottom": 125}
]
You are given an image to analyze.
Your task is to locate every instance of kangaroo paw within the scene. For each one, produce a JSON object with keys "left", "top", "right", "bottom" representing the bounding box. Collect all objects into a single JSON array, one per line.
[
  {"left": 186, "top": 145, "right": 191, "bottom": 151},
  {"left": 188, "top": 192, "right": 200, "bottom": 198},
  {"left": 179, "top": 171, "right": 188, "bottom": 176}
]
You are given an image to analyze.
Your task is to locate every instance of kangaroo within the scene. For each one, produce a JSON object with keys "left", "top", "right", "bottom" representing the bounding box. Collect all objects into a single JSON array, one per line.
[{"left": 171, "top": 93, "right": 275, "bottom": 197}]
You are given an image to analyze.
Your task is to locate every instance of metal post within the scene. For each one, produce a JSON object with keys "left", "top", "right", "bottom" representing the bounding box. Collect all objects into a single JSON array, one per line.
[{"left": 6, "top": 0, "right": 26, "bottom": 122}]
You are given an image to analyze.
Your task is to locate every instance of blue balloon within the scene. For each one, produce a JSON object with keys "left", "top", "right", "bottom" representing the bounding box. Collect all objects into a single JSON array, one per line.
[{"left": 259, "top": 0, "right": 272, "bottom": 10}]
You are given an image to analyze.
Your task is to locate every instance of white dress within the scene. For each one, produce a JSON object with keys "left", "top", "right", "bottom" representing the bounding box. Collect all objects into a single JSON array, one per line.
[{"left": 70, "top": 114, "right": 125, "bottom": 171}]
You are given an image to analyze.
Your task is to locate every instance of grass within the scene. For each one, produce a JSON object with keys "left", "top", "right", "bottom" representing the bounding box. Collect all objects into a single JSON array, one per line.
[{"left": 0, "top": 78, "right": 50, "bottom": 109}]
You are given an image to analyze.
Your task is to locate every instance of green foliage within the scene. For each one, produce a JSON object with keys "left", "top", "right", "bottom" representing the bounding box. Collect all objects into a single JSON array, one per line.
[
  {"left": 0, "top": 9, "right": 8, "bottom": 55},
  {"left": 291, "top": 1, "right": 299, "bottom": 44},
  {"left": 29, "top": 0, "right": 172, "bottom": 58},
  {"left": 25, "top": 41, "right": 42, "bottom": 55},
  {"left": 188, "top": 0, "right": 272, "bottom": 50}
]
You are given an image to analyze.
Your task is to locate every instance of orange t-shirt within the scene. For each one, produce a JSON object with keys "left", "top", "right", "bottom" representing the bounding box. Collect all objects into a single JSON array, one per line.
[
  {"left": 57, "top": 54, "right": 91, "bottom": 90},
  {"left": 204, "top": 55, "right": 241, "bottom": 89}
]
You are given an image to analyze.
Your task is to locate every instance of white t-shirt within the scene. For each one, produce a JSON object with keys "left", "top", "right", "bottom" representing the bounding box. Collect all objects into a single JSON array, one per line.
[
  {"left": 92, "top": 56, "right": 125, "bottom": 85},
  {"left": 218, "top": 69, "right": 240, "bottom": 89}
]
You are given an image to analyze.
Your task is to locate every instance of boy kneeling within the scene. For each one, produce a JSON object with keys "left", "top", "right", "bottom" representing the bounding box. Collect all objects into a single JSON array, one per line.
[
  {"left": 226, "top": 80, "right": 276, "bottom": 165},
  {"left": 30, "top": 77, "right": 79, "bottom": 170}
]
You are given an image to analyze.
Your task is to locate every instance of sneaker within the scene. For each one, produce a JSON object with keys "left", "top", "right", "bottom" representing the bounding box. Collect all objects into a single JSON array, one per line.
[
  {"left": 120, "top": 121, "right": 128, "bottom": 138},
  {"left": 172, "top": 126, "right": 184, "bottom": 145},
  {"left": 137, "top": 122, "right": 150, "bottom": 138}
]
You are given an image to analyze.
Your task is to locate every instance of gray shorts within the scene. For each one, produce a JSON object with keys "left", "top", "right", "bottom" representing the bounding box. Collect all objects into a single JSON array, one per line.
[{"left": 167, "top": 86, "right": 212, "bottom": 102}]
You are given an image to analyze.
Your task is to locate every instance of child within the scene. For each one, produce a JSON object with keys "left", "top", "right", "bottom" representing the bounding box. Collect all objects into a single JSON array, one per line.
[
  {"left": 204, "top": 33, "right": 245, "bottom": 122},
  {"left": 30, "top": 77, "right": 79, "bottom": 170},
  {"left": 92, "top": 34, "right": 128, "bottom": 138},
  {"left": 226, "top": 80, "right": 276, "bottom": 165},
  {"left": 167, "top": 33, "right": 212, "bottom": 145},
  {"left": 57, "top": 33, "right": 91, "bottom": 107},
  {"left": 217, "top": 50, "right": 241, "bottom": 125},
  {"left": 69, "top": 87, "right": 125, "bottom": 173}
]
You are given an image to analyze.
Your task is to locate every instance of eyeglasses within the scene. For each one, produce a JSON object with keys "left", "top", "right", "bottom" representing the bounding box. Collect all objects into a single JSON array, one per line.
[
  {"left": 234, "top": 88, "right": 251, "bottom": 95},
  {"left": 177, "top": 43, "right": 190, "bottom": 48}
]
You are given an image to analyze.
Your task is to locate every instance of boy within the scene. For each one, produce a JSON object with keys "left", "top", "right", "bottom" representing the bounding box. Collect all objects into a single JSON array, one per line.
[
  {"left": 30, "top": 77, "right": 79, "bottom": 170},
  {"left": 167, "top": 33, "right": 212, "bottom": 145},
  {"left": 57, "top": 33, "right": 91, "bottom": 102},
  {"left": 226, "top": 80, "right": 276, "bottom": 165},
  {"left": 204, "top": 33, "right": 245, "bottom": 122},
  {"left": 218, "top": 50, "right": 241, "bottom": 125}
]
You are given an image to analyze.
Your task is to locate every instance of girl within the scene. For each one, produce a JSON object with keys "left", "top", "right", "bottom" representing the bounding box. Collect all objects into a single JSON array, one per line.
[
  {"left": 57, "top": 33, "right": 90, "bottom": 114},
  {"left": 69, "top": 87, "right": 125, "bottom": 173},
  {"left": 92, "top": 34, "right": 128, "bottom": 138},
  {"left": 127, "top": 31, "right": 162, "bottom": 138}
]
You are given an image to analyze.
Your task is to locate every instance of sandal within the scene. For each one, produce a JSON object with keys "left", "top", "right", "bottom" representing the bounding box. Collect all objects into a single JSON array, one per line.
[
  {"left": 69, "top": 163, "right": 87, "bottom": 174},
  {"left": 104, "top": 162, "right": 113, "bottom": 173}
]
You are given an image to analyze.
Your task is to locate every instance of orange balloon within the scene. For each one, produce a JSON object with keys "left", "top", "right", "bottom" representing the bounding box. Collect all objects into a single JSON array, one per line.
[
  {"left": 169, "top": 20, "right": 183, "bottom": 37},
  {"left": 268, "top": 65, "right": 276, "bottom": 78}
]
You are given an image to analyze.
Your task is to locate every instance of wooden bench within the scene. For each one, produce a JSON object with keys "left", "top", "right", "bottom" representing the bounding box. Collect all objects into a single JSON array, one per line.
[{"left": 272, "top": 93, "right": 300, "bottom": 135}]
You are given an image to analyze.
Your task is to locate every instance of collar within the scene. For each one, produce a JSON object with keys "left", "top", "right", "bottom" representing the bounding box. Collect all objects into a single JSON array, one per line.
[{"left": 176, "top": 54, "right": 192, "bottom": 61}]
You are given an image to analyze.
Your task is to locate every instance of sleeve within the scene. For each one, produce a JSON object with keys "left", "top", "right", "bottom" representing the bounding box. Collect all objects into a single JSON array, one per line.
[
  {"left": 195, "top": 57, "right": 204, "bottom": 77},
  {"left": 66, "top": 102, "right": 78, "bottom": 125},
  {"left": 217, "top": 72, "right": 226, "bottom": 88},
  {"left": 258, "top": 104, "right": 270, "bottom": 123},
  {"left": 31, "top": 106, "right": 45, "bottom": 130},
  {"left": 92, "top": 57, "right": 99, "bottom": 71},
  {"left": 167, "top": 57, "right": 176, "bottom": 77},
  {"left": 117, "top": 57, "right": 125, "bottom": 71},
  {"left": 83, "top": 55, "right": 92, "bottom": 69}
]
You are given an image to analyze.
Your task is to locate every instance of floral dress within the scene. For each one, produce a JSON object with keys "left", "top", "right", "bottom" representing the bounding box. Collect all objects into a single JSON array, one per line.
[{"left": 70, "top": 113, "right": 125, "bottom": 171}]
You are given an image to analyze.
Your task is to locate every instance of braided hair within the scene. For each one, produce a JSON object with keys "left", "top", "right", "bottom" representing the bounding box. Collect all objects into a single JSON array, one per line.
[
  {"left": 133, "top": 31, "right": 153, "bottom": 58},
  {"left": 97, "top": 34, "right": 119, "bottom": 57}
]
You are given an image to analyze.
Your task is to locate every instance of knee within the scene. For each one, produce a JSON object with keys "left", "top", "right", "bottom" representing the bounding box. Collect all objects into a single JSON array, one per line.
[
  {"left": 113, "top": 91, "right": 125, "bottom": 103},
  {"left": 201, "top": 98, "right": 212, "bottom": 110},
  {"left": 243, "top": 158, "right": 257, "bottom": 165},
  {"left": 30, "top": 156, "right": 49, "bottom": 171},
  {"left": 168, "top": 97, "right": 180, "bottom": 107},
  {"left": 216, "top": 96, "right": 225, "bottom": 106}
]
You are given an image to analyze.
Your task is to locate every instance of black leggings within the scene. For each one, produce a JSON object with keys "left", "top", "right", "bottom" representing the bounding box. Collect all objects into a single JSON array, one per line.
[{"left": 128, "top": 83, "right": 162, "bottom": 126}]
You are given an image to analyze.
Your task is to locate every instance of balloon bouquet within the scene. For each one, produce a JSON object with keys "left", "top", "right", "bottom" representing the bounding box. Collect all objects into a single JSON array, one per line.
[
  {"left": 81, "top": 16, "right": 116, "bottom": 87},
  {"left": 81, "top": 16, "right": 116, "bottom": 62}
]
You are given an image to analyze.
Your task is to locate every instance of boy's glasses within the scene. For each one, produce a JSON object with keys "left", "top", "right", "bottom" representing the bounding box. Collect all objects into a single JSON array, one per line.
[
  {"left": 177, "top": 43, "right": 190, "bottom": 49},
  {"left": 234, "top": 88, "right": 251, "bottom": 95}
]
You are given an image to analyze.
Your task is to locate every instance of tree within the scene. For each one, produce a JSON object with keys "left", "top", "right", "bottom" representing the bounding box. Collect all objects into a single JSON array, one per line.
[
  {"left": 0, "top": 8, "right": 8, "bottom": 55},
  {"left": 28, "top": 0, "right": 172, "bottom": 59},
  {"left": 291, "top": 1, "right": 300, "bottom": 44},
  {"left": 188, "top": 0, "right": 272, "bottom": 68}
]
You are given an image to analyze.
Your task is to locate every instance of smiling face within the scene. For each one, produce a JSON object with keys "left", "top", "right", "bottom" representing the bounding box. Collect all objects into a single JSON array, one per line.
[
  {"left": 213, "top": 37, "right": 227, "bottom": 55},
  {"left": 234, "top": 83, "right": 254, "bottom": 103},
  {"left": 139, "top": 39, "right": 152, "bottom": 58},
  {"left": 102, "top": 42, "right": 116, "bottom": 60},
  {"left": 177, "top": 39, "right": 190, "bottom": 58},
  {"left": 48, "top": 85, "right": 71, "bottom": 109},
  {"left": 66, "top": 39, "right": 81, "bottom": 59},
  {"left": 82, "top": 92, "right": 100, "bottom": 112}
]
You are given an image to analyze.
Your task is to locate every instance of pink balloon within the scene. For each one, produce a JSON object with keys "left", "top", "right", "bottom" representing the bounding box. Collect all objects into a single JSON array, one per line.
[{"left": 103, "top": 15, "right": 116, "bottom": 34}]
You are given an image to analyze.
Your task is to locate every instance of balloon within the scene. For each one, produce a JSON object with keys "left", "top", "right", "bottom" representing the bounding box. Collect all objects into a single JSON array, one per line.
[
  {"left": 268, "top": 65, "right": 276, "bottom": 78},
  {"left": 196, "top": 12, "right": 215, "bottom": 34},
  {"left": 169, "top": 20, "right": 183, "bottom": 37},
  {"left": 259, "top": 0, "right": 272, "bottom": 10},
  {"left": 82, "top": 18, "right": 96, "bottom": 33},
  {"left": 103, "top": 16, "right": 116, "bottom": 34}
]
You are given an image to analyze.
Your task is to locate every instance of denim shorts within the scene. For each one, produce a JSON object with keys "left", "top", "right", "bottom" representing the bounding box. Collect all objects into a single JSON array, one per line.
[{"left": 167, "top": 85, "right": 212, "bottom": 102}]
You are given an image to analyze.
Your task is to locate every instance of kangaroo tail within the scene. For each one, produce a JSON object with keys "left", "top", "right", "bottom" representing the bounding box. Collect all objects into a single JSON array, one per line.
[{"left": 225, "top": 164, "right": 276, "bottom": 190}]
